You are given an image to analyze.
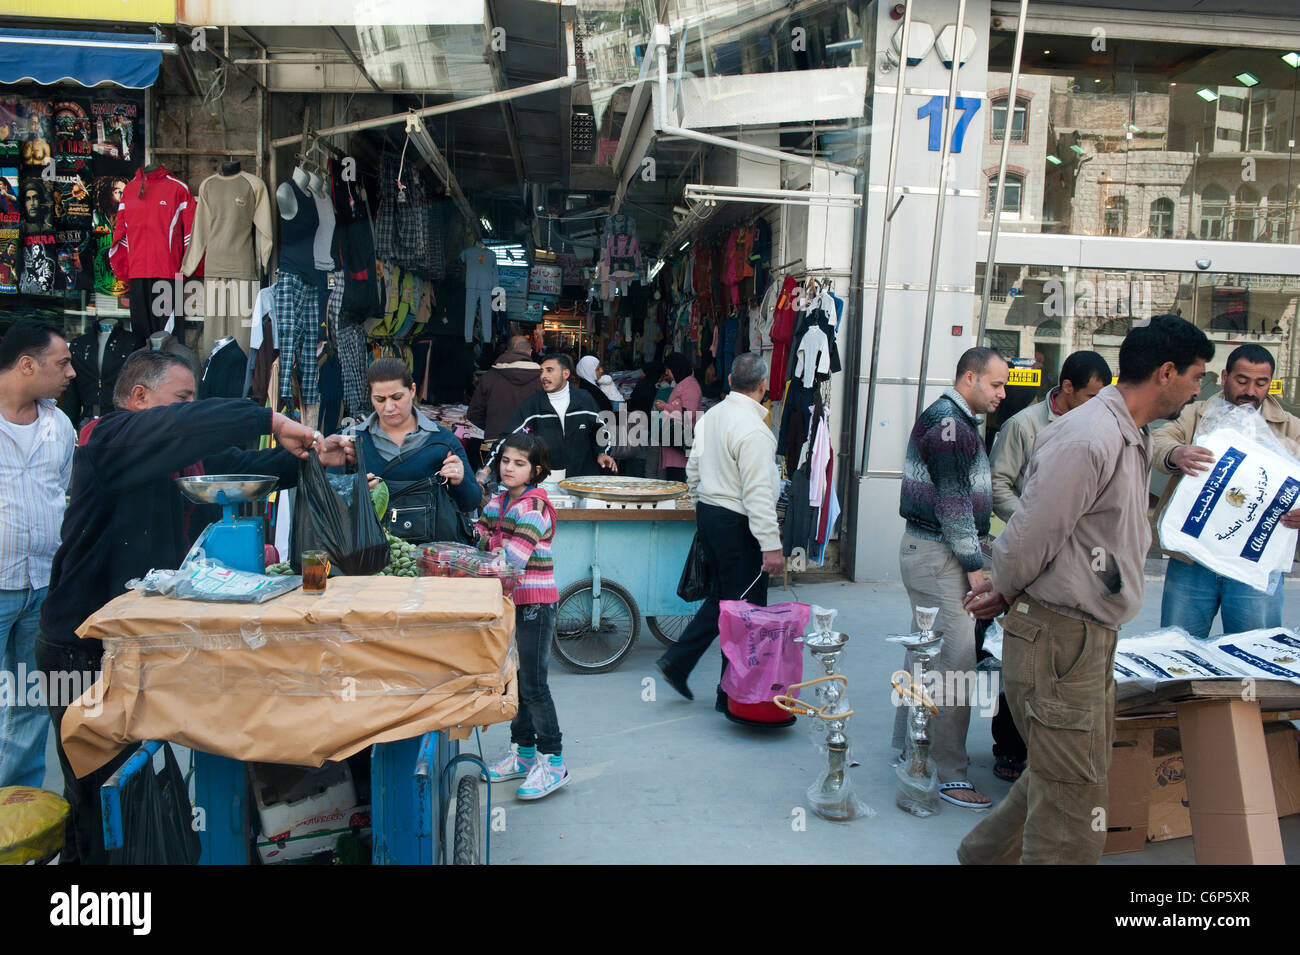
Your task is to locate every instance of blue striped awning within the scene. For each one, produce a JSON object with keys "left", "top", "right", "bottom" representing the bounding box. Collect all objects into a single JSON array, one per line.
[{"left": 0, "top": 29, "right": 166, "bottom": 88}]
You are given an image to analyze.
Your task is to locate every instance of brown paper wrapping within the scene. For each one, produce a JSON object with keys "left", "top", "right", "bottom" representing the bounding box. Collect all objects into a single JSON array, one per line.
[{"left": 61, "top": 577, "right": 518, "bottom": 778}]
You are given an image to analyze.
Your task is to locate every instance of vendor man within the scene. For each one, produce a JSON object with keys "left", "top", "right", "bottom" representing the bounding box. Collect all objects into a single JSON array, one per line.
[
  {"left": 1153, "top": 344, "right": 1300, "bottom": 639},
  {"left": 35, "top": 350, "right": 355, "bottom": 865},
  {"left": 485, "top": 352, "right": 616, "bottom": 481}
]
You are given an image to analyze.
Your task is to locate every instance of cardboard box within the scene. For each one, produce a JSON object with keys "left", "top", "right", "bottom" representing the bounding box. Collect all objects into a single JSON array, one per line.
[
  {"left": 250, "top": 761, "right": 357, "bottom": 844},
  {"left": 255, "top": 804, "right": 370, "bottom": 864},
  {"left": 1104, "top": 726, "right": 1153, "bottom": 854},
  {"left": 1149, "top": 722, "right": 1300, "bottom": 843}
]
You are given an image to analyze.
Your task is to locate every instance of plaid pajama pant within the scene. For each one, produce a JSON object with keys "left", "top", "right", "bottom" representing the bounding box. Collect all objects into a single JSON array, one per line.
[
  {"left": 274, "top": 270, "right": 322, "bottom": 407},
  {"left": 337, "top": 322, "right": 368, "bottom": 420}
]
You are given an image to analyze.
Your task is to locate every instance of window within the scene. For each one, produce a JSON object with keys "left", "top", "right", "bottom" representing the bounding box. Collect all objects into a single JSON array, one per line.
[
  {"left": 991, "top": 97, "right": 1028, "bottom": 143},
  {"left": 1148, "top": 197, "right": 1175, "bottom": 238},
  {"left": 1200, "top": 185, "right": 1228, "bottom": 239},
  {"left": 1104, "top": 196, "right": 1128, "bottom": 236},
  {"left": 986, "top": 173, "right": 1023, "bottom": 217},
  {"left": 1235, "top": 184, "right": 1260, "bottom": 242}
]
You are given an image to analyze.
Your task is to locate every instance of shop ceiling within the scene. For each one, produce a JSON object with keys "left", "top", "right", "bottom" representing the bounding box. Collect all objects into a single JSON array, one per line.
[{"left": 203, "top": 0, "right": 571, "bottom": 199}]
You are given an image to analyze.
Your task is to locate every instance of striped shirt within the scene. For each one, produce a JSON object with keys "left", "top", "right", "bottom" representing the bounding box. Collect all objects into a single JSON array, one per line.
[
  {"left": 476, "top": 489, "right": 558, "bottom": 605},
  {"left": 0, "top": 399, "right": 75, "bottom": 590}
]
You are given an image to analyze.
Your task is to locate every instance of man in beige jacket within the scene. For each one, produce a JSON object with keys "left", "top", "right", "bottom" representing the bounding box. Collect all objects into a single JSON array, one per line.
[
  {"left": 989, "top": 351, "right": 1112, "bottom": 522},
  {"left": 1152, "top": 343, "right": 1300, "bottom": 638},
  {"left": 960, "top": 315, "right": 1213, "bottom": 864}
]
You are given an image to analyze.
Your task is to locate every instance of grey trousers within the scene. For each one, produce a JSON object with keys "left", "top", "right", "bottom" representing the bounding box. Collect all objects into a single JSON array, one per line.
[{"left": 893, "top": 533, "right": 977, "bottom": 783}]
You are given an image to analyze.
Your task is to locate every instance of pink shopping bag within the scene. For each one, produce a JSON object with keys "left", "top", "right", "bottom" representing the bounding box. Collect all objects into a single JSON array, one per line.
[{"left": 718, "top": 600, "right": 810, "bottom": 704}]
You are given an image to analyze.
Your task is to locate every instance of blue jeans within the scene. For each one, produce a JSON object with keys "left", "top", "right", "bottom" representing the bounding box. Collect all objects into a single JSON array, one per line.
[
  {"left": 512, "top": 602, "right": 562, "bottom": 755},
  {"left": 1160, "top": 558, "right": 1284, "bottom": 640},
  {"left": 0, "top": 587, "right": 50, "bottom": 789}
]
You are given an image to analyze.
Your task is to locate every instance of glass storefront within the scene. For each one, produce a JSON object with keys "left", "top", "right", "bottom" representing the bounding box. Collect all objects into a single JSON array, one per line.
[{"left": 985, "top": 33, "right": 1300, "bottom": 243}]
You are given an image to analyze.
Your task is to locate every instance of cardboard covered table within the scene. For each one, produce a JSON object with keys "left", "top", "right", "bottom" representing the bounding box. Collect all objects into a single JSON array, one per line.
[
  {"left": 62, "top": 576, "right": 518, "bottom": 777},
  {"left": 1109, "top": 679, "right": 1300, "bottom": 864}
]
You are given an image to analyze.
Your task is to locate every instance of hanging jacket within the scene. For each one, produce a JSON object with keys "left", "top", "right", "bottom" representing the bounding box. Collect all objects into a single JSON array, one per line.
[
  {"left": 109, "top": 166, "right": 194, "bottom": 280},
  {"left": 65, "top": 322, "right": 136, "bottom": 428}
]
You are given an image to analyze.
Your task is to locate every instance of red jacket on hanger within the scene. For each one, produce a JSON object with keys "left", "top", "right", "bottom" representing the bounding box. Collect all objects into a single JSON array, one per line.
[
  {"left": 768, "top": 275, "right": 798, "bottom": 398},
  {"left": 109, "top": 166, "right": 195, "bottom": 280}
]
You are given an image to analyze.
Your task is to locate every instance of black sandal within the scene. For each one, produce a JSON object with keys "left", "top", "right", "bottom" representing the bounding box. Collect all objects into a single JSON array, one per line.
[{"left": 994, "top": 755, "right": 1025, "bottom": 782}]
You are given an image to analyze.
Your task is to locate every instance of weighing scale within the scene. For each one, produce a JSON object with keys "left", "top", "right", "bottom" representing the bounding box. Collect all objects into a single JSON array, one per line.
[{"left": 175, "top": 474, "right": 280, "bottom": 575}]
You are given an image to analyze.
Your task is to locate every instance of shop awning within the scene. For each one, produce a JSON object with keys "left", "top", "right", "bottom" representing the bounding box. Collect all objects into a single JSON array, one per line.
[{"left": 0, "top": 29, "right": 170, "bottom": 88}]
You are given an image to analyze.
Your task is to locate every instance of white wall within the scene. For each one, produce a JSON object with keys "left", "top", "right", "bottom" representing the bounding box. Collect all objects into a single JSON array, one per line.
[{"left": 852, "top": 0, "right": 992, "bottom": 581}]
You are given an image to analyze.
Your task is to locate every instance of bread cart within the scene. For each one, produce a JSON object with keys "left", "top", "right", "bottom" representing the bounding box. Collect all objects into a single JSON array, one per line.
[{"left": 549, "top": 477, "right": 702, "bottom": 673}]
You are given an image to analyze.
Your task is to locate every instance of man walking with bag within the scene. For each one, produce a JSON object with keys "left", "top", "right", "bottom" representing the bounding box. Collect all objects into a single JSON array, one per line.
[
  {"left": 656, "top": 353, "right": 783, "bottom": 708},
  {"left": 961, "top": 315, "right": 1212, "bottom": 864}
]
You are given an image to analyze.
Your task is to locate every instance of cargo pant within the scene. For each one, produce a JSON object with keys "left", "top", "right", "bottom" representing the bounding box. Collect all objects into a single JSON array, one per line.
[
  {"left": 893, "top": 534, "right": 977, "bottom": 783},
  {"left": 957, "top": 595, "right": 1118, "bottom": 865}
]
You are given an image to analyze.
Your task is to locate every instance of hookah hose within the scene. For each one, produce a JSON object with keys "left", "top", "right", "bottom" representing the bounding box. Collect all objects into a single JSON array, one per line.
[
  {"left": 890, "top": 670, "right": 938, "bottom": 716},
  {"left": 772, "top": 675, "right": 853, "bottom": 719}
]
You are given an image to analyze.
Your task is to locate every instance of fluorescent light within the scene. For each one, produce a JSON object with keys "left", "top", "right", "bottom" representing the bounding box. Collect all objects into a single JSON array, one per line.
[
  {"left": 1283, "top": 52, "right": 1300, "bottom": 69},
  {"left": 1042, "top": 49, "right": 1050, "bottom": 55},
  {"left": 1045, "top": 154, "right": 1062, "bottom": 165},
  {"left": 1126, "top": 123, "right": 1141, "bottom": 132},
  {"left": 480, "top": 216, "right": 493, "bottom": 233},
  {"left": 1196, "top": 87, "right": 1219, "bottom": 102},
  {"left": 679, "top": 242, "right": 690, "bottom": 251},
  {"left": 1093, "top": 78, "right": 1101, "bottom": 83},
  {"left": 1236, "top": 72, "right": 1259, "bottom": 87},
  {"left": 1069, "top": 144, "right": 1085, "bottom": 155}
]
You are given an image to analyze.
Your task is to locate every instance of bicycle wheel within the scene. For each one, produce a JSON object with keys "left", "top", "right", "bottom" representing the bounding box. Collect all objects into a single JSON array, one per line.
[
  {"left": 452, "top": 774, "right": 481, "bottom": 865},
  {"left": 647, "top": 614, "right": 694, "bottom": 646},
  {"left": 553, "top": 578, "right": 641, "bottom": 673}
]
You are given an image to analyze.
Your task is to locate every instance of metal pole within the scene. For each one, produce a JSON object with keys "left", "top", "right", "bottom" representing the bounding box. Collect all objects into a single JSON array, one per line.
[
  {"left": 977, "top": 0, "right": 1028, "bottom": 342},
  {"left": 859, "top": 0, "right": 914, "bottom": 474},
  {"left": 915, "top": 0, "right": 969, "bottom": 423}
]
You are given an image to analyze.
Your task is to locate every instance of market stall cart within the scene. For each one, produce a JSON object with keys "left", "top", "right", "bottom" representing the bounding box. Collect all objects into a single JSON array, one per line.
[
  {"left": 549, "top": 477, "right": 702, "bottom": 673},
  {"left": 61, "top": 576, "right": 517, "bottom": 865}
]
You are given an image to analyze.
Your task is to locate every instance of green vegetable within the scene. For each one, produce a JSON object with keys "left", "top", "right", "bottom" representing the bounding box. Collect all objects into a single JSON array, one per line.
[{"left": 371, "top": 481, "right": 390, "bottom": 523}]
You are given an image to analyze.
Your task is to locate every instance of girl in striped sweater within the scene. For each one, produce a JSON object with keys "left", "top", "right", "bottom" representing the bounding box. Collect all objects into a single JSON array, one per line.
[{"left": 478, "top": 433, "right": 569, "bottom": 799}]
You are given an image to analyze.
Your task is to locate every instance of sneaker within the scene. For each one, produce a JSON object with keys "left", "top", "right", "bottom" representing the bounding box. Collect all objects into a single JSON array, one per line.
[
  {"left": 516, "top": 755, "right": 571, "bottom": 800},
  {"left": 482, "top": 745, "right": 536, "bottom": 782}
]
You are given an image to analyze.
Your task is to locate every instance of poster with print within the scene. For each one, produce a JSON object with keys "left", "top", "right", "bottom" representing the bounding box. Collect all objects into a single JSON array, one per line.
[
  {"left": 55, "top": 238, "right": 90, "bottom": 293},
  {"left": 17, "top": 176, "right": 53, "bottom": 234},
  {"left": 19, "top": 231, "right": 56, "bottom": 294},
  {"left": 18, "top": 100, "right": 52, "bottom": 168},
  {"left": 53, "top": 167, "right": 92, "bottom": 231},
  {"left": 0, "top": 166, "right": 17, "bottom": 224},
  {"left": 0, "top": 227, "right": 17, "bottom": 293},
  {"left": 0, "top": 99, "right": 18, "bottom": 143},
  {"left": 91, "top": 102, "right": 139, "bottom": 164},
  {"left": 54, "top": 101, "right": 92, "bottom": 160},
  {"left": 91, "top": 174, "right": 129, "bottom": 296}
]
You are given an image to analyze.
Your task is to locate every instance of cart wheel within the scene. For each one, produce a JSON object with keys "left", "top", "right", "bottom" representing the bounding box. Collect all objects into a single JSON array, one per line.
[
  {"left": 647, "top": 614, "right": 694, "bottom": 646},
  {"left": 452, "top": 774, "right": 481, "bottom": 865},
  {"left": 554, "top": 578, "right": 641, "bottom": 673}
]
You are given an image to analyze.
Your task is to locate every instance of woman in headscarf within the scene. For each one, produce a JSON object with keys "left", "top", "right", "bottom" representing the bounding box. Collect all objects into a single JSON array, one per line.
[
  {"left": 575, "top": 355, "right": 624, "bottom": 415},
  {"left": 624, "top": 360, "right": 665, "bottom": 478},
  {"left": 656, "top": 352, "right": 700, "bottom": 483}
]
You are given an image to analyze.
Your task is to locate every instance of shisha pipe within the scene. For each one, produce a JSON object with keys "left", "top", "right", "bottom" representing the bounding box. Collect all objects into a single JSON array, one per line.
[
  {"left": 887, "top": 605, "right": 944, "bottom": 816},
  {"left": 773, "top": 605, "right": 873, "bottom": 822}
]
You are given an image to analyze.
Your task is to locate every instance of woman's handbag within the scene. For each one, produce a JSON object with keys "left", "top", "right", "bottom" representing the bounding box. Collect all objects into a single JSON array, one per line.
[{"left": 382, "top": 474, "right": 475, "bottom": 544}]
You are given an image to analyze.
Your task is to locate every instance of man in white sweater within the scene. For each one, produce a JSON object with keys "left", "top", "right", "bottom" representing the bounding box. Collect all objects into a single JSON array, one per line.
[{"left": 657, "top": 353, "right": 784, "bottom": 707}]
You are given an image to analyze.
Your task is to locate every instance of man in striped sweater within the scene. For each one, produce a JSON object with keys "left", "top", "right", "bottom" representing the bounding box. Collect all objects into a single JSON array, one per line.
[{"left": 895, "top": 346, "right": 1008, "bottom": 810}]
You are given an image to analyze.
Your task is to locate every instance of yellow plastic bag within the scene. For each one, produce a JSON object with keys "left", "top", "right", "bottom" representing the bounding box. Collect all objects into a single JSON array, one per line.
[{"left": 0, "top": 786, "right": 68, "bottom": 865}]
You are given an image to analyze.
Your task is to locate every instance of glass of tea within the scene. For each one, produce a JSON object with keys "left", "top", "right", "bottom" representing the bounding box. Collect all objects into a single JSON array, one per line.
[{"left": 301, "top": 551, "right": 330, "bottom": 594}]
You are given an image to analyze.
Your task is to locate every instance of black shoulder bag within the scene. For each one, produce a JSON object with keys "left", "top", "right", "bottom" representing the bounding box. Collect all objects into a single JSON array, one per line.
[{"left": 379, "top": 449, "right": 476, "bottom": 545}]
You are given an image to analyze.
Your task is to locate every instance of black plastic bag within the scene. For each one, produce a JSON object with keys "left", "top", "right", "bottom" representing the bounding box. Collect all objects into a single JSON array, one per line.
[
  {"left": 676, "top": 531, "right": 711, "bottom": 602},
  {"left": 110, "top": 744, "right": 201, "bottom": 865},
  {"left": 290, "top": 448, "right": 388, "bottom": 576}
]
